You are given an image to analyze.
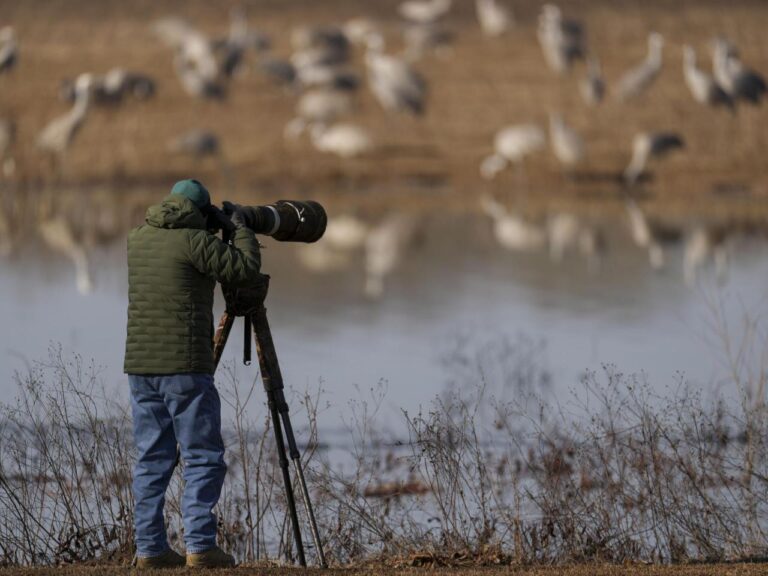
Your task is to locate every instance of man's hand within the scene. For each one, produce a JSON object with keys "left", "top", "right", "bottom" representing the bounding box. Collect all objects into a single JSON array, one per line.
[
  {"left": 222, "top": 201, "right": 249, "bottom": 230},
  {"left": 230, "top": 208, "right": 248, "bottom": 230}
]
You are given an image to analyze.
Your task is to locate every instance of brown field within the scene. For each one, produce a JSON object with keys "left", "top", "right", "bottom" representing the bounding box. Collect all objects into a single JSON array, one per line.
[
  {"left": 3, "top": 565, "right": 768, "bottom": 576},
  {"left": 1, "top": 0, "right": 768, "bottom": 224}
]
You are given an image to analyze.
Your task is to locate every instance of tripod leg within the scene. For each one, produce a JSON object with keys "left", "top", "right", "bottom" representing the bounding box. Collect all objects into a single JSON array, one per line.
[
  {"left": 252, "top": 307, "right": 327, "bottom": 568},
  {"left": 275, "top": 403, "right": 328, "bottom": 568},
  {"left": 268, "top": 398, "right": 307, "bottom": 567},
  {"left": 213, "top": 312, "right": 235, "bottom": 369}
]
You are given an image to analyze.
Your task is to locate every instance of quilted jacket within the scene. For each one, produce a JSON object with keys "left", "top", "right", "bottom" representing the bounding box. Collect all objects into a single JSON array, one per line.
[{"left": 124, "top": 194, "right": 261, "bottom": 375}]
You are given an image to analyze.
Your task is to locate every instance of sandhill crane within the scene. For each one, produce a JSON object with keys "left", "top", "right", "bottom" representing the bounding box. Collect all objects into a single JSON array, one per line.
[
  {"left": 683, "top": 225, "right": 728, "bottom": 286},
  {"left": 38, "top": 217, "right": 93, "bottom": 295},
  {"left": 365, "top": 35, "right": 427, "bottom": 115},
  {"left": 168, "top": 129, "right": 220, "bottom": 157},
  {"left": 174, "top": 51, "right": 226, "bottom": 99},
  {"left": 0, "top": 26, "right": 17, "bottom": 74},
  {"left": 61, "top": 68, "right": 156, "bottom": 106},
  {"left": 625, "top": 200, "right": 665, "bottom": 270},
  {"left": 480, "top": 195, "right": 546, "bottom": 253},
  {"left": 344, "top": 18, "right": 380, "bottom": 47},
  {"left": 210, "top": 7, "right": 268, "bottom": 78},
  {"left": 297, "top": 65, "right": 360, "bottom": 92},
  {"left": 168, "top": 129, "right": 235, "bottom": 187},
  {"left": 311, "top": 123, "right": 373, "bottom": 158},
  {"left": 537, "top": 4, "right": 586, "bottom": 75},
  {"left": 365, "top": 214, "right": 416, "bottom": 298},
  {"left": 683, "top": 45, "right": 733, "bottom": 110},
  {"left": 0, "top": 119, "right": 15, "bottom": 177},
  {"left": 153, "top": 18, "right": 224, "bottom": 99},
  {"left": 285, "top": 88, "right": 353, "bottom": 139},
  {"left": 580, "top": 57, "right": 605, "bottom": 105},
  {"left": 712, "top": 38, "right": 766, "bottom": 105},
  {"left": 403, "top": 23, "right": 454, "bottom": 61},
  {"left": 259, "top": 58, "right": 298, "bottom": 89},
  {"left": 549, "top": 113, "right": 585, "bottom": 171},
  {"left": 399, "top": 0, "right": 453, "bottom": 26},
  {"left": 260, "top": 56, "right": 359, "bottom": 93},
  {"left": 476, "top": 0, "right": 512, "bottom": 37},
  {"left": 292, "top": 25, "right": 350, "bottom": 55},
  {"left": 616, "top": 32, "right": 664, "bottom": 101},
  {"left": 480, "top": 124, "right": 546, "bottom": 180},
  {"left": 37, "top": 73, "right": 93, "bottom": 172},
  {"left": 624, "top": 131, "right": 684, "bottom": 185}
]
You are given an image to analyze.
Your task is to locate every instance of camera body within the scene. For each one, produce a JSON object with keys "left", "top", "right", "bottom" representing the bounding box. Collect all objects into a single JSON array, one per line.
[{"left": 205, "top": 200, "right": 327, "bottom": 243}]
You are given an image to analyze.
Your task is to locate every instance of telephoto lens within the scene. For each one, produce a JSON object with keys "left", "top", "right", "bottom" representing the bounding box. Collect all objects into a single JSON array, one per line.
[{"left": 224, "top": 200, "right": 327, "bottom": 243}]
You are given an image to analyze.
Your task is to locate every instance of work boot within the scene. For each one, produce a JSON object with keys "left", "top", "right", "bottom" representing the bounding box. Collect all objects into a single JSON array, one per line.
[
  {"left": 186, "top": 546, "right": 236, "bottom": 568},
  {"left": 135, "top": 549, "right": 186, "bottom": 569}
]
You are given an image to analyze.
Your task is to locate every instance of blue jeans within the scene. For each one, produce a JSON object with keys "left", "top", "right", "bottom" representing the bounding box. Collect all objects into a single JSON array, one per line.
[{"left": 129, "top": 373, "right": 226, "bottom": 557}]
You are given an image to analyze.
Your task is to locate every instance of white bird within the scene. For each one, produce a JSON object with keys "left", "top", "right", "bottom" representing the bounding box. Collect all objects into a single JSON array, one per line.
[
  {"left": 0, "top": 119, "right": 15, "bottom": 177},
  {"left": 682, "top": 45, "right": 733, "bottom": 110},
  {"left": 476, "top": 0, "right": 512, "bottom": 37},
  {"left": 625, "top": 200, "right": 665, "bottom": 270},
  {"left": 365, "top": 214, "right": 416, "bottom": 298},
  {"left": 311, "top": 123, "right": 373, "bottom": 158},
  {"left": 683, "top": 225, "right": 728, "bottom": 286},
  {"left": 297, "top": 214, "right": 369, "bottom": 273},
  {"left": 174, "top": 51, "right": 226, "bottom": 99},
  {"left": 153, "top": 18, "right": 223, "bottom": 99},
  {"left": 0, "top": 26, "right": 17, "bottom": 74},
  {"left": 399, "top": 0, "right": 452, "bottom": 25},
  {"left": 60, "top": 68, "right": 156, "bottom": 106},
  {"left": 38, "top": 217, "right": 93, "bottom": 295},
  {"left": 480, "top": 124, "right": 546, "bottom": 180},
  {"left": 365, "top": 35, "right": 427, "bottom": 115},
  {"left": 712, "top": 38, "right": 766, "bottom": 105},
  {"left": 480, "top": 195, "right": 546, "bottom": 253},
  {"left": 37, "top": 73, "right": 93, "bottom": 165},
  {"left": 285, "top": 89, "right": 353, "bottom": 139},
  {"left": 537, "top": 4, "right": 586, "bottom": 75},
  {"left": 547, "top": 213, "right": 604, "bottom": 270},
  {"left": 549, "top": 113, "right": 585, "bottom": 170},
  {"left": 616, "top": 32, "right": 664, "bottom": 101},
  {"left": 325, "top": 214, "right": 369, "bottom": 250},
  {"left": 580, "top": 56, "right": 605, "bottom": 105},
  {"left": 624, "top": 131, "right": 684, "bottom": 186},
  {"left": 211, "top": 7, "right": 257, "bottom": 79},
  {"left": 296, "top": 243, "right": 352, "bottom": 272}
]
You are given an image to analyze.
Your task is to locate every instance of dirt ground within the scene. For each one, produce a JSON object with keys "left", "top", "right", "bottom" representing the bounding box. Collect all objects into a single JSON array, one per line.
[
  {"left": 3, "top": 565, "right": 768, "bottom": 576},
  {"left": 1, "top": 0, "right": 768, "bottom": 223}
]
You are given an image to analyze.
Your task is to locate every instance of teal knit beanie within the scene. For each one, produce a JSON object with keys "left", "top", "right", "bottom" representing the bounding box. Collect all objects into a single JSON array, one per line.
[{"left": 171, "top": 179, "right": 210, "bottom": 208}]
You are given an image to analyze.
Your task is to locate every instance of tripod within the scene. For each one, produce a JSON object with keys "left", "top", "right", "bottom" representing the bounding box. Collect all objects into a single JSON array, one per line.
[{"left": 212, "top": 274, "right": 327, "bottom": 568}]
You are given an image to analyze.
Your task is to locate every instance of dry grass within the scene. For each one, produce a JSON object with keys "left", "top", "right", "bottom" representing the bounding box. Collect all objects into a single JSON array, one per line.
[
  {"left": 1, "top": 0, "right": 768, "bottom": 222},
  {"left": 3, "top": 565, "right": 768, "bottom": 576}
]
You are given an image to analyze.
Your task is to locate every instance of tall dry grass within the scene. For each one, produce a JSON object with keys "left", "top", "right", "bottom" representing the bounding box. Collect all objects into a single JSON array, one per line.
[{"left": 0, "top": 326, "right": 766, "bottom": 566}]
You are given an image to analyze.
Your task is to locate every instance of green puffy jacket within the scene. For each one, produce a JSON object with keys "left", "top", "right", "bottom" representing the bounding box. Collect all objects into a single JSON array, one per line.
[{"left": 124, "top": 194, "right": 261, "bottom": 375}]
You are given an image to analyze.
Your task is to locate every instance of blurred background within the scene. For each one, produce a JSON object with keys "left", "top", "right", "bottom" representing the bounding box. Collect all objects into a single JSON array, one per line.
[{"left": 0, "top": 0, "right": 767, "bottom": 421}]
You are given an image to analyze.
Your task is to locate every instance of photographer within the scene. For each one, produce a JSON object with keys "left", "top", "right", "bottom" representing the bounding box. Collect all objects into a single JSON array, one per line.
[{"left": 124, "top": 179, "right": 260, "bottom": 568}]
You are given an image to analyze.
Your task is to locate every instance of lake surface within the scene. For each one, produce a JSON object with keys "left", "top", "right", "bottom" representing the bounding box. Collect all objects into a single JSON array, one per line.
[{"left": 1, "top": 202, "right": 767, "bottom": 427}]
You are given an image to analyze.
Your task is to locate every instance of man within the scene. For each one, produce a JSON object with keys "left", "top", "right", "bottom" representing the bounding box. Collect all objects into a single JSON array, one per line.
[{"left": 124, "top": 179, "right": 261, "bottom": 568}]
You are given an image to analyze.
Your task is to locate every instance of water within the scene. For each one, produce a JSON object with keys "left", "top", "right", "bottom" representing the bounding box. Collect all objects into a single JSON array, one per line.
[{"left": 1, "top": 198, "right": 767, "bottom": 426}]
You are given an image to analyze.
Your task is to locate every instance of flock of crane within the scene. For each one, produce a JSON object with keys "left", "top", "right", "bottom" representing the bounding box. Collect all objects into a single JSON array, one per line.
[{"left": 0, "top": 0, "right": 765, "bottom": 297}]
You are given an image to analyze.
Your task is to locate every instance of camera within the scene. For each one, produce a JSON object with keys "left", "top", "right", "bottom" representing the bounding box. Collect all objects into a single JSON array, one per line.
[{"left": 205, "top": 200, "right": 327, "bottom": 243}]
